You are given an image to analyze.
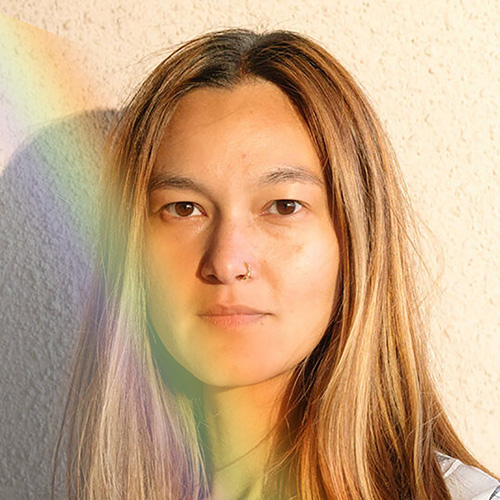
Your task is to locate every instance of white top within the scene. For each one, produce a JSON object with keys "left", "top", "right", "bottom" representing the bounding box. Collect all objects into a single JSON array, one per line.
[{"left": 438, "top": 453, "right": 500, "bottom": 500}]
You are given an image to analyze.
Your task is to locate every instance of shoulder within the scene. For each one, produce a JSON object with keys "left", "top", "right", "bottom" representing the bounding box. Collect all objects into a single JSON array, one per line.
[{"left": 437, "top": 452, "right": 500, "bottom": 500}]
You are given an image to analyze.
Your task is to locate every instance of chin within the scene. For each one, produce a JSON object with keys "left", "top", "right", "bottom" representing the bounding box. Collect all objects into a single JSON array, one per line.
[{"left": 190, "top": 359, "right": 296, "bottom": 390}]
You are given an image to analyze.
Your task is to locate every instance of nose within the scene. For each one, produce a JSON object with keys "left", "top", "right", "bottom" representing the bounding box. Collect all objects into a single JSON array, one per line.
[{"left": 199, "top": 217, "right": 255, "bottom": 284}]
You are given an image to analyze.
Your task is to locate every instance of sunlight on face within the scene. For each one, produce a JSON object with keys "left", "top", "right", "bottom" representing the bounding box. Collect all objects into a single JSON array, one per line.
[{"left": 144, "top": 79, "right": 340, "bottom": 388}]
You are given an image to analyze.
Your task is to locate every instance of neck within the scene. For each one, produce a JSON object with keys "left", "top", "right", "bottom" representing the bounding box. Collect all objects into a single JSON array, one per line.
[{"left": 203, "top": 373, "right": 290, "bottom": 500}]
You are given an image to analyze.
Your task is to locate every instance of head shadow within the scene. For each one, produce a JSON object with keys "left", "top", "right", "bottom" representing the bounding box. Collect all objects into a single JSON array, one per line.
[{"left": 0, "top": 109, "right": 115, "bottom": 499}]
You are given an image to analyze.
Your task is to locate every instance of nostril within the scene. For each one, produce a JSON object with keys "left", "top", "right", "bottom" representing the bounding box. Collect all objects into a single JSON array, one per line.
[{"left": 199, "top": 258, "right": 254, "bottom": 284}]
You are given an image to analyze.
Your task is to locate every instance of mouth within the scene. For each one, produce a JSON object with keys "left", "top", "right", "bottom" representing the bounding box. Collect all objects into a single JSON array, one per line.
[
  {"left": 198, "top": 304, "right": 269, "bottom": 329},
  {"left": 199, "top": 312, "right": 268, "bottom": 328},
  {"left": 199, "top": 304, "right": 269, "bottom": 329},
  {"left": 201, "top": 304, "right": 267, "bottom": 315}
]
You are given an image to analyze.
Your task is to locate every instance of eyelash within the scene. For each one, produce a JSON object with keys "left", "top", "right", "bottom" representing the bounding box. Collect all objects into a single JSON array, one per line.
[{"left": 160, "top": 200, "right": 304, "bottom": 218}]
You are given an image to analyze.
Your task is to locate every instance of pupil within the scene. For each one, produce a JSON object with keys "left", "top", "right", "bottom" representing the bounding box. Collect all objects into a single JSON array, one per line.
[
  {"left": 277, "top": 200, "right": 295, "bottom": 215},
  {"left": 176, "top": 202, "right": 194, "bottom": 216}
]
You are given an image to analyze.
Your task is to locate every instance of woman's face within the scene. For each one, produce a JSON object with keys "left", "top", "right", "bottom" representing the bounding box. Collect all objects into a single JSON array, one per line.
[{"left": 144, "top": 79, "right": 340, "bottom": 388}]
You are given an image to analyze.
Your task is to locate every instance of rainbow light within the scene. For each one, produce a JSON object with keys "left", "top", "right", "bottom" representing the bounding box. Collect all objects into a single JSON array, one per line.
[{"left": 0, "top": 13, "right": 112, "bottom": 268}]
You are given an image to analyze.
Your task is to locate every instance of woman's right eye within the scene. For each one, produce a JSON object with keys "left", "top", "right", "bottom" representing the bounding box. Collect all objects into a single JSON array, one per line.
[{"left": 161, "top": 202, "right": 204, "bottom": 218}]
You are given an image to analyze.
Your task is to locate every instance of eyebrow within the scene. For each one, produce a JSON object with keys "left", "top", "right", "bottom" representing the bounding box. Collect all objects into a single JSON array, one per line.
[{"left": 148, "top": 165, "right": 325, "bottom": 195}]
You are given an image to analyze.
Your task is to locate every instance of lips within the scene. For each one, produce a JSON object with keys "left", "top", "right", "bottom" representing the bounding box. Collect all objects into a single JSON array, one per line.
[
  {"left": 200, "top": 304, "right": 267, "bottom": 316},
  {"left": 199, "top": 304, "right": 269, "bottom": 328}
]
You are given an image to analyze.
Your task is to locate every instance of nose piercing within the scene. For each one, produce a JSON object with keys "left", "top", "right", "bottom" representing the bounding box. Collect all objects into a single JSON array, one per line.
[{"left": 242, "top": 262, "right": 252, "bottom": 280}]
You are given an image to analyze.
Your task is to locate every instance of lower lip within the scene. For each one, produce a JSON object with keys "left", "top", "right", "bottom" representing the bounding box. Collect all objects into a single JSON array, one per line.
[{"left": 200, "top": 314, "right": 267, "bottom": 328}]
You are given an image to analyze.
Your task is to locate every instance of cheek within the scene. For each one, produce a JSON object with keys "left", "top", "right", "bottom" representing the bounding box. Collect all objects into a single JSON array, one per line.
[
  {"left": 279, "top": 228, "right": 340, "bottom": 332},
  {"left": 145, "top": 233, "right": 198, "bottom": 284},
  {"left": 285, "top": 229, "right": 339, "bottom": 294},
  {"left": 143, "top": 234, "right": 200, "bottom": 326}
]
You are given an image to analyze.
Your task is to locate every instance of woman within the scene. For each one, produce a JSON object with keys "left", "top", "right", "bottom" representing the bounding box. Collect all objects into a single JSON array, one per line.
[{"left": 54, "top": 28, "right": 499, "bottom": 499}]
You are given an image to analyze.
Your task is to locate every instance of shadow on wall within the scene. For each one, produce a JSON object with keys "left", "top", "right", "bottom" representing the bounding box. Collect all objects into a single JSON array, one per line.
[{"left": 0, "top": 109, "right": 115, "bottom": 500}]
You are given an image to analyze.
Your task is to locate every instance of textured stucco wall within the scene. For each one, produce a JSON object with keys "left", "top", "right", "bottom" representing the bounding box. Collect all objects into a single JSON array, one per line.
[{"left": 1, "top": 1, "right": 499, "bottom": 498}]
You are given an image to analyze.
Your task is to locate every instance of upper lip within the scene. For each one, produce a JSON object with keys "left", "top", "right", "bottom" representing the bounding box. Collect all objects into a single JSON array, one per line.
[{"left": 200, "top": 304, "right": 267, "bottom": 316}]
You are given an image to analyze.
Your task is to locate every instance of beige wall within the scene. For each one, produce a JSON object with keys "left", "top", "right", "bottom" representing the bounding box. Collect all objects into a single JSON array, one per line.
[{"left": 1, "top": 1, "right": 498, "bottom": 497}]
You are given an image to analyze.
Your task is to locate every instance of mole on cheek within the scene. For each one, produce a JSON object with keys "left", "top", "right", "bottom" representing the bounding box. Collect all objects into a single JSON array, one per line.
[{"left": 291, "top": 243, "right": 306, "bottom": 255}]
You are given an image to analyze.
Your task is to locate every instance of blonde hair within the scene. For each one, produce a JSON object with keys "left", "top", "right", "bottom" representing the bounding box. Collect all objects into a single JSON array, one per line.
[{"left": 54, "top": 28, "right": 488, "bottom": 499}]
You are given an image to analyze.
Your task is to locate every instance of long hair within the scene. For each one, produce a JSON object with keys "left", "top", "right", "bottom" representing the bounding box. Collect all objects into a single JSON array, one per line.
[{"left": 54, "top": 28, "right": 487, "bottom": 499}]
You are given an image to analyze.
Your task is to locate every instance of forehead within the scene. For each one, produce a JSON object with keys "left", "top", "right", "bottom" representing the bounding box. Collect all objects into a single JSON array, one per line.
[
  {"left": 154, "top": 80, "right": 322, "bottom": 181},
  {"left": 164, "top": 79, "right": 305, "bottom": 138}
]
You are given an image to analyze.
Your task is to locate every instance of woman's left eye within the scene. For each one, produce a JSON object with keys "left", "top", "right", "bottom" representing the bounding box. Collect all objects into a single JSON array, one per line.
[
  {"left": 267, "top": 200, "right": 304, "bottom": 216},
  {"left": 161, "top": 202, "right": 204, "bottom": 218}
]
